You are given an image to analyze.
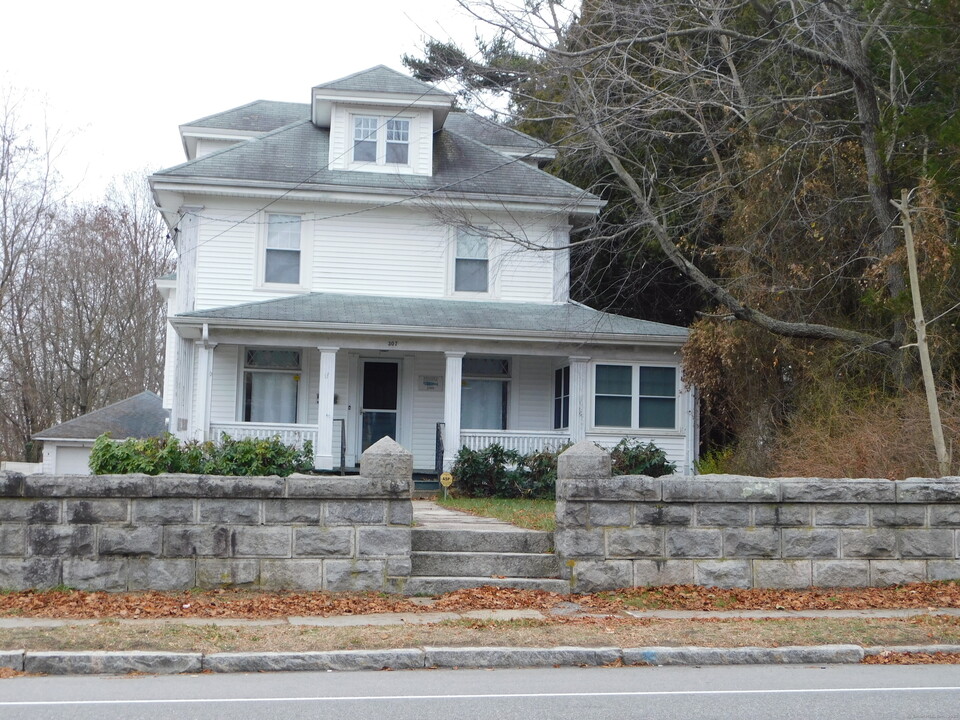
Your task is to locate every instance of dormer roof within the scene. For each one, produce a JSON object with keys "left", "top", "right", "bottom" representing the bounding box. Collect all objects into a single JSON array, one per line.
[{"left": 311, "top": 65, "right": 454, "bottom": 128}]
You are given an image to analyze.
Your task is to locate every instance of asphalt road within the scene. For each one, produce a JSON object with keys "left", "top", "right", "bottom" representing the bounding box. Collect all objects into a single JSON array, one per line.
[{"left": 0, "top": 664, "right": 958, "bottom": 719}]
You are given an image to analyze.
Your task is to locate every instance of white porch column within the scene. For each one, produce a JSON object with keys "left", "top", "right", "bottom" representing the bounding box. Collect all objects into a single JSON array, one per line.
[
  {"left": 192, "top": 339, "right": 217, "bottom": 442},
  {"left": 315, "top": 347, "right": 339, "bottom": 470},
  {"left": 442, "top": 352, "right": 465, "bottom": 470},
  {"left": 568, "top": 355, "right": 590, "bottom": 443}
]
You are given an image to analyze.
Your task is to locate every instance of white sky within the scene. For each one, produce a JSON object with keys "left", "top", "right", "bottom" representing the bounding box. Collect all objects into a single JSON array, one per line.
[{"left": 2, "top": 0, "right": 482, "bottom": 200}]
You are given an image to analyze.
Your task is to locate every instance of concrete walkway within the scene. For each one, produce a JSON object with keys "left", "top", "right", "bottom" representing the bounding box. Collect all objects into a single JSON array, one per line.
[{"left": 412, "top": 500, "right": 523, "bottom": 529}]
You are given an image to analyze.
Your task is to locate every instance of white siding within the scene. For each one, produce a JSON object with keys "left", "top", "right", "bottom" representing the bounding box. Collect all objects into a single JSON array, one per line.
[
  {"left": 515, "top": 356, "right": 553, "bottom": 431},
  {"left": 411, "top": 353, "right": 445, "bottom": 466},
  {"left": 210, "top": 345, "right": 239, "bottom": 423},
  {"left": 194, "top": 211, "right": 258, "bottom": 310},
  {"left": 195, "top": 138, "right": 245, "bottom": 157},
  {"left": 494, "top": 222, "right": 558, "bottom": 303},
  {"left": 586, "top": 432, "right": 690, "bottom": 475},
  {"left": 314, "top": 208, "right": 447, "bottom": 297}
]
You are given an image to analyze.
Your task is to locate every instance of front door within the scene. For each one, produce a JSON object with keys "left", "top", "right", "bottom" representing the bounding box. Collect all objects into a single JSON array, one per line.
[{"left": 360, "top": 360, "right": 399, "bottom": 451}]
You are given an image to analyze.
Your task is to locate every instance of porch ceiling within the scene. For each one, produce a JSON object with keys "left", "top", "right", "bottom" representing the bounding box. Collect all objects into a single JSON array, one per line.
[{"left": 174, "top": 293, "right": 688, "bottom": 345}]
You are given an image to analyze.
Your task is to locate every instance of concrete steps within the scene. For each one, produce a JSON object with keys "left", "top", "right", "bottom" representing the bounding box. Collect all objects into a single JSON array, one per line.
[{"left": 409, "top": 526, "right": 566, "bottom": 595}]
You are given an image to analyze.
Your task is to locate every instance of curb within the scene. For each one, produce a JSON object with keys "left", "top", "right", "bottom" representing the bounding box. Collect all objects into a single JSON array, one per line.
[{"left": 2, "top": 643, "right": 935, "bottom": 675}]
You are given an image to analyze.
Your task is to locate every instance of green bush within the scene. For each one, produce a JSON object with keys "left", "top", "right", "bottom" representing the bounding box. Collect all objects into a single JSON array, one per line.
[
  {"left": 89, "top": 433, "right": 313, "bottom": 476},
  {"left": 451, "top": 439, "right": 674, "bottom": 498},
  {"left": 610, "top": 438, "right": 677, "bottom": 476}
]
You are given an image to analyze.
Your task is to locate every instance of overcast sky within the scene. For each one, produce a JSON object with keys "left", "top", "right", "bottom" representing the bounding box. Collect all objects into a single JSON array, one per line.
[{"left": 2, "top": 0, "right": 481, "bottom": 200}]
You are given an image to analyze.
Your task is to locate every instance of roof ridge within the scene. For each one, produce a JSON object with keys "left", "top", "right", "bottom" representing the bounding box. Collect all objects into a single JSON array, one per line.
[{"left": 313, "top": 64, "right": 450, "bottom": 96}]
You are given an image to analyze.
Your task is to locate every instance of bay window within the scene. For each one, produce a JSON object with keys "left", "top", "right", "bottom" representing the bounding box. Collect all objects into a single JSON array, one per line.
[{"left": 594, "top": 364, "right": 677, "bottom": 429}]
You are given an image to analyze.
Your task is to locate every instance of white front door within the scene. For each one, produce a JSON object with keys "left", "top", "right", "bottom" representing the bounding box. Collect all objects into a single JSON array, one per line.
[{"left": 359, "top": 359, "right": 400, "bottom": 451}]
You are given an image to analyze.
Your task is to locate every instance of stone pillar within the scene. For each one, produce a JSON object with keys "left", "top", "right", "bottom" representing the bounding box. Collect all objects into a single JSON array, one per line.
[
  {"left": 315, "top": 347, "right": 339, "bottom": 470},
  {"left": 193, "top": 341, "right": 217, "bottom": 442},
  {"left": 568, "top": 356, "right": 590, "bottom": 443},
  {"left": 443, "top": 352, "right": 465, "bottom": 470}
]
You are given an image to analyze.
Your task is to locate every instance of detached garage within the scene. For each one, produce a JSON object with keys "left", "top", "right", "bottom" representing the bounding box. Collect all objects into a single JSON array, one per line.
[{"left": 33, "top": 392, "right": 168, "bottom": 475}]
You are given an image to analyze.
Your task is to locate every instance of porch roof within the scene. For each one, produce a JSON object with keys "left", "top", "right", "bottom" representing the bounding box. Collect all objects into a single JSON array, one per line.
[{"left": 176, "top": 293, "right": 688, "bottom": 343}]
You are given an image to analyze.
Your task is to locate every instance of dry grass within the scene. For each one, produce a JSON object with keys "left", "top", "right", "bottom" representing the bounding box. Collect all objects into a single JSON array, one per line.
[
  {"left": 773, "top": 387, "right": 960, "bottom": 479},
  {"left": 435, "top": 497, "right": 556, "bottom": 531},
  {"left": 0, "top": 615, "right": 956, "bottom": 654}
]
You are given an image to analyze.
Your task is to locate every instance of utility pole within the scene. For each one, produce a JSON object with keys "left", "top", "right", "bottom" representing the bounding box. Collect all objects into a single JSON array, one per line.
[{"left": 895, "top": 188, "right": 951, "bottom": 476}]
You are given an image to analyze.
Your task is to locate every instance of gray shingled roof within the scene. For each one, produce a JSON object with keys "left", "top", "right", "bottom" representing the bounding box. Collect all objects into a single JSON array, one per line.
[
  {"left": 179, "top": 293, "right": 687, "bottom": 339},
  {"left": 33, "top": 392, "right": 168, "bottom": 441},
  {"left": 181, "top": 100, "right": 310, "bottom": 132},
  {"left": 314, "top": 65, "right": 452, "bottom": 98},
  {"left": 444, "top": 113, "right": 548, "bottom": 151},
  {"left": 155, "top": 120, "right": 594, "bottom": 204}
]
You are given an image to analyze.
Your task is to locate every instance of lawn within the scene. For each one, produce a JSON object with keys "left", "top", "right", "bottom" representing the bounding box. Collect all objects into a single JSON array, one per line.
[{"left": 434, "top": 497, "right": 556, "bottom": 531}]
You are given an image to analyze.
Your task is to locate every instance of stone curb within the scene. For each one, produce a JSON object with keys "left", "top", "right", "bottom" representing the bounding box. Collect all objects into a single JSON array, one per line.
[{"left": 7, "top": 643, "right": 908, "bottom": 675}]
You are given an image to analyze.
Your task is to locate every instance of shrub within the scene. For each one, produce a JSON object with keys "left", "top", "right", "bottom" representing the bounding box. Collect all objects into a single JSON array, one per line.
[
  {"left": 610, "top": 438, "right": 677, "bottom": 476},
  {"left": 89, "top": 433, "right": 313, "bottom": 476},
  {"left": 451, "top": 439, "right": 674, "bottom": 498}
]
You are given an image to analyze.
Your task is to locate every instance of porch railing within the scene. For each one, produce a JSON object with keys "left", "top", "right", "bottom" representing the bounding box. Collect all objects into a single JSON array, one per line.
[
  {"left": 459, "top": 430, "right": 571, "bottom": 456},
  {"left": 209, "top": 422, "right": 319, "bottom": 450}
]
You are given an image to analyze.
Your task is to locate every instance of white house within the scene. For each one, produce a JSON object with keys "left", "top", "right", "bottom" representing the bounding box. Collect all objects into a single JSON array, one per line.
[{"left": 150, "top": 66, "right": 695, "bottom": 474}]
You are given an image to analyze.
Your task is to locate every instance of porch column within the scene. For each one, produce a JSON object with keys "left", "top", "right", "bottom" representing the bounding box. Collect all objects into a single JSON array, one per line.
[
  {"left": 568, "top": 355, "right": 590, "bottom": 443},
  {"left": 315, "top": 346, "right": 339, "bottom": 470},
  {"left": 442, "top": 352, "right": 465, "bottom": 470},
  {"left": 193, "top": 340, "right": 217, "bottom": 442}
]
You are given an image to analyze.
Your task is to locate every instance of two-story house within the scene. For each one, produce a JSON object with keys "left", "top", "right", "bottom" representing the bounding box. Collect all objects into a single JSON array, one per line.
[{"left": 150, "top": 65, "right": 696, "bottom": 474}]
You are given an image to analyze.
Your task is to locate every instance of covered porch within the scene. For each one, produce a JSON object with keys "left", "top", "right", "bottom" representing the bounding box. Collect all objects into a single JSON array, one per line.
[{"left": 167, "top": 293, "right": 694, "bottom": 474}]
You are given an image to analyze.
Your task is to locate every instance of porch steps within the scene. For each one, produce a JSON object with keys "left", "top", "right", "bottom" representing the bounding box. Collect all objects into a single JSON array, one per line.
[{"left": 408, "top": 527, "right": 568, "bottom": 595}]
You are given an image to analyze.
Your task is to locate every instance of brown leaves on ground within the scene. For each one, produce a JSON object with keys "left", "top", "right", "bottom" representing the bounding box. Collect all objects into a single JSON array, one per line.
[
  {"left": 1, "top": 581, "right": 959, "bottom": 619},
  {"left": 585, "top": 582, "right": 960, "bottom": 611},
  {"left": 864, "top": 651, "right": 960, "bottom": 665}
]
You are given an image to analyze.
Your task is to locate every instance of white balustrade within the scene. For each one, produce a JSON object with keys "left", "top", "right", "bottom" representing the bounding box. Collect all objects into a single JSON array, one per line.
[
  {"left": 459, "top": 430, "right": 571, "bottom": 455},
  {"left": 209, "top": 422, "right": 319, "bottom": 450}
]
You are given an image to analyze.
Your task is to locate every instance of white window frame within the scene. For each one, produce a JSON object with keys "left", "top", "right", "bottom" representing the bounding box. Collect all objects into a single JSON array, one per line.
[
  {"left": 449, "top": 226, "right": 499, "bottom": 297},
  {"left": 256, "top": 212, "right": 311, "bottom": 291},
  {"left": 460, "top": 357, "right": 511, "bottom": 430},
  {"left": 238, "top": 347, "right": 304, "bottom": 424},
  {"left": 590, "top": 362, "right": 680, "bottom": 432},
  {"left": 348, "top": 114, "right": 413, "bottom": 169}
]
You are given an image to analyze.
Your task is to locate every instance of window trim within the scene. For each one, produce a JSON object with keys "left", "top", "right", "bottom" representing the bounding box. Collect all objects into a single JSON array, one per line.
[
  {"left": 460, "top": 356, "right": 511, "bottom": 430},
  {"left": 238, "top": 347, "right": 304, "bottom": 424},
  {"left": 554, "top": 366, "right": 570, "bottom": 430},
  {"left": 256, "top": 212, "right": 311, "bottom": 291},
  {"left": 590, "top": 362, "right": 680, "bottom": 432},
  {"left": 449, "top": 226, "right": 497, "bottom": 297},
  {"left": 348, "top": 113, "right": 413, "bottom": 169}
]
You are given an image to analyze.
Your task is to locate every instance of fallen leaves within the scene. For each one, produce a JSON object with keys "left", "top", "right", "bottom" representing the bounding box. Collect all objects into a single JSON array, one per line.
[{"left": 864, "top": 651, "right": 960, "bottom": 665}]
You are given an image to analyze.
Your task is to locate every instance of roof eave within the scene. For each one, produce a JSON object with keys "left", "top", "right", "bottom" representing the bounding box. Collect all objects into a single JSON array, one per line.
[
  {"left": 170, "top": 315, "right": 687, "bottom": 346},
  {"left": 149, "top": 176, "right": 605, "bottom": 215}
]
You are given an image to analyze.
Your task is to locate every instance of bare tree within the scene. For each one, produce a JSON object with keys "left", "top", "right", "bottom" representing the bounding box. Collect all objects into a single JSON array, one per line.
[{"left": 413, "top": 0, "right": 959, "bottom": 357}]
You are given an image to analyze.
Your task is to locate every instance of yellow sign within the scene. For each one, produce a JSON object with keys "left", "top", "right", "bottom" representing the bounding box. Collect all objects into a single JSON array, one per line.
[{"left": 439, "top": 472, "right": 454, "bottom": 488}]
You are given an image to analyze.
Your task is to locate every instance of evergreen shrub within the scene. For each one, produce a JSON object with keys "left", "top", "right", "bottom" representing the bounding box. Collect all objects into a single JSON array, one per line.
[{"left": 88, "top": 433, "right": 313, "bottom": 476}]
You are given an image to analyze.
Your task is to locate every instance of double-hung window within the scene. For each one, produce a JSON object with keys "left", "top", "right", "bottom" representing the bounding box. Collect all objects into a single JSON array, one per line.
[
  {"left": 594, "top": 364, "right": 677, "bottom": 429},
  {"left": 352, "top": 115, "right": 410, "bottom": 166},
  {"left": 455, "top": 227, "right": 488, "bottom": 293},
  {"left": 264, "top": 214, "right": 301, "bottom": 285},
  {"left": 242, "top": 348, "right": 301, "bottom": 424},
  {"left": 460, "top": 357, "right": 509, "bottom": 430}
]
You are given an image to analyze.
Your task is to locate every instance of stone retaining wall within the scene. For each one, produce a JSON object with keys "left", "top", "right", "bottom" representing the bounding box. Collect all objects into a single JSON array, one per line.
[
  {"left": 556, "top": 441, "right": 960, "bottom": 592},
  {"left": 0, "top": 438, "right": 414, "bottom": 592}
]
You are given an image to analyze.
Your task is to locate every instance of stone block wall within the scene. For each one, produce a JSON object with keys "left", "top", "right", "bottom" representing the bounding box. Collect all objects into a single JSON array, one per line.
[
  {"left": 0, "top": 438, "right": 414, "bottom": 592},
  {"left": 556, "top": 441, "right": 960, "bottom": 592}
]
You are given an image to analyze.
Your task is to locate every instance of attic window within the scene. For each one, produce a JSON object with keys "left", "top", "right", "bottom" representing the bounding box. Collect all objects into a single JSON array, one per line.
[{"left": 352, "top": 115, "right": 410, "bottom": 166}]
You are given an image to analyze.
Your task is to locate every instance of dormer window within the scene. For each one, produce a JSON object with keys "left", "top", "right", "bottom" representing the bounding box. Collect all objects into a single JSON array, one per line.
[{"left": 352, "top": 115, "right": 410, "bottom": 166}]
